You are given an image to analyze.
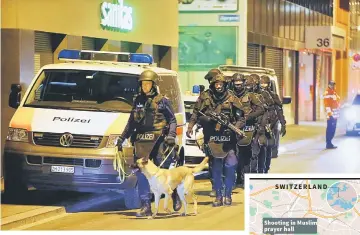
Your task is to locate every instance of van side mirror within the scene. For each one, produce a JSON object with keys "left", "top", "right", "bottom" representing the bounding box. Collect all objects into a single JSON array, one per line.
[
  {"left": 9, "top": 84, "right": 22, "bottom": 109},
  {"left": 282, "top": 96, "right": 292, "bottom": 105}
]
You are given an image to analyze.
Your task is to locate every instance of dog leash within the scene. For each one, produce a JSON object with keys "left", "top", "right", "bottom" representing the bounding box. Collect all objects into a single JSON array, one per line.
[{"left": 158, "top": 146, "right": 175, "bottom": 168}]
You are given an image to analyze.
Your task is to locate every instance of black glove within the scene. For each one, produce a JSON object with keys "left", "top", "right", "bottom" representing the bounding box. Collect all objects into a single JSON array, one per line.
[
  {"left": 186, "top": 127, "right": 193, "bottom": 138},
  {"left": 165, "top": 136, "right": 176, "bottom": 147},
  {"left": 117, "top": 136, "right": 125, "bottom": 151},
  {"left": 236, "top": 118, "right": 246, "bottom": 129},
  {"left": 224, "top": 129, "right": 232, "bottom": 136},
  {"left": 280, "top": 125, "right": 286, "bottom": 137}
]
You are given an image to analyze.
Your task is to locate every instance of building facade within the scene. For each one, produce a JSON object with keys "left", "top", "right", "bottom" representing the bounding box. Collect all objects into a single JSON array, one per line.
[
  {"left": 1, "top": 0, "right": 179, "bottom": 156},
  {"left": 247, "top": 0, "right": 349, "bottom": 124},
  {"left": 178, "top": 0, "right": 247, "bottom": 93}
]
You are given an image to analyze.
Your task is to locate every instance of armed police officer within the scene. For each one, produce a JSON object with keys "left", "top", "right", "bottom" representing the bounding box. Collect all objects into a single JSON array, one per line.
[
  {"left": 198, "top": 68, "right": 223, "bottom": 197},
  {"left": 117, "top": 70, "right": 181, "bottom": 217},
  {"left": 259, "top": 75, "right": 287, "bottom": 159},
  {"left": 187, "top": 74, "right": 245, "bottom": 206},
  {"left": 249, "top": 74, "right": 278, "bottom": 173},
  {"left": 231, "top": 74, "right": 264, "bottom": 185}
]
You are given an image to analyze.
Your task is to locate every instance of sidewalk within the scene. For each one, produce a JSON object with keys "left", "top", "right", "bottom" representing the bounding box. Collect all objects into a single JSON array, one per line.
[{"left": 280, "top": 121, "right": 345, "bottom": 145}]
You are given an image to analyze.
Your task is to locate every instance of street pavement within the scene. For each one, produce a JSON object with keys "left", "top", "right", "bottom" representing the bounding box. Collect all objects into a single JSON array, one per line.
[{"left": 1, "top": 122, "right": 359, "bottom": 230}]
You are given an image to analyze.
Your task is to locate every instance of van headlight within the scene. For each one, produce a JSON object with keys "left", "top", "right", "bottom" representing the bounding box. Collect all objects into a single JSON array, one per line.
[
  {"left": 345, "top": 108, "right": 357, "bottom": 121},
  {"left": 7, "top": 128, "right": 28, "bottom": 142},
  {"left": 106, "top": 135, "right": 131, "bottom": 148}
]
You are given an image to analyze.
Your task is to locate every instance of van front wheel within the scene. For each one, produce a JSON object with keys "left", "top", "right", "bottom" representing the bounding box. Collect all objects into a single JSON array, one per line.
[{"left": 124, "top": 185, "right": 141, "bottom": 209}]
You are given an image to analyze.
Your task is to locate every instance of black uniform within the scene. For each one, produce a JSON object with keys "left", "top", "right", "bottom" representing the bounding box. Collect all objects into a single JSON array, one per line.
[
  {"left": 260, "top": 75, "right": 286, "bottom": 170},
  {"left": 118, "top": 70, "right": 181, "bottom": 217},
  {"left": 187, "top": 74, "right": 245, "bottom": 206},
  {"left": 231, "top": 73, "right": 264, "bottom": 186}
]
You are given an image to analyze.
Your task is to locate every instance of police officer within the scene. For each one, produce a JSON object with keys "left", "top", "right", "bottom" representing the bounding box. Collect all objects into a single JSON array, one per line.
[
  {"left": 323, "top": 80, "right": 340, "bottom": 149},
  {"left": 231, "top": 74, "right": 265, "bottom": 187},
  {"left": 231, "top": 74, "right": 265, "bottom": 182},
  {"left": 259, "top": 75, "right": 287, "bottom": 162},
  {"left": 187, "top": 74, "right": 244, "bottom": 206},
  {"left": 254, "top": 75, "right": 278, "bottom": 173},
  {"left": 199, "top": 68, "right": 223, "bottom": 197},
  {"left": 117, "top": 70, "right": 181, "bottom": 217},
  {"left": 248, "top": 74, "right": 270, "bottom": 173}
]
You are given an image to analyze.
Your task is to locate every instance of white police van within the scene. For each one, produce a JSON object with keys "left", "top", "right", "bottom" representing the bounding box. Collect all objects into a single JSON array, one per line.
[{"left": 4, "top": 50, "right": 186, "bottom": 209}]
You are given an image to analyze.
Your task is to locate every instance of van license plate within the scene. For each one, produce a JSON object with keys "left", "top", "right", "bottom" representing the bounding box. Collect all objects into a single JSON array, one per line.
[{"left": 51, "top": 166, "right": 74, "bottom": 174}]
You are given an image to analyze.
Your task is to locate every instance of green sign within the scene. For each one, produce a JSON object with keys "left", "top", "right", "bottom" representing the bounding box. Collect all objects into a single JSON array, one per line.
[
  {"left": 100, "top": 0, "right": 133, "bottom": 32},
  {"left": 179, "top": 26, "right": 237, "bottom": 71}
]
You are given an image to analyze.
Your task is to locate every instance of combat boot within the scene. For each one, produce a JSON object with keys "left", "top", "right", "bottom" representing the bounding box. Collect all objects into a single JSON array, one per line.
[
  {"left": 172, "top": 189, "right": 182, "bottom": 211},
  {"left": 224, "top": 189, "right": 232, "bottom": 206},
  {"left": 212, "top": 190, "right": 223, "bottom": 207},
  {"left": 136, "top": 199, "right": 152, "bottom": 217}
]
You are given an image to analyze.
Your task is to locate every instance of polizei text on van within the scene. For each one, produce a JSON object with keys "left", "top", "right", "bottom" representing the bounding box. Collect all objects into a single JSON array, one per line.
[{"left": 53, "top": 117, "right": 91, "bottom": 123}]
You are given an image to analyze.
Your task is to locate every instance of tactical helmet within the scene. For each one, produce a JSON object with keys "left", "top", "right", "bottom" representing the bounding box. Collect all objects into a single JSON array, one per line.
[
  {"left": 205, "top": 68, "right": 222, "bottom": 83},
  {"left": 138, "top": 70, "right": 159, "bottom": 84},
  {"left": 244, "top": 75, "right": 256, "bottom": 91},
  {"left": 210, "top": 74, "right": 226, "bottom": 84},
  {"left": 260, "top": 75, "right": 271, "bottom": 90},
  {"left": 232, "top": 73, "right": 245, "bottom": 82},
  {"left": 250, "top": 74, "right": 261, "bottom": 85},
  {"left": 210, "top": 74, "right": 226, "bottom": 94}
]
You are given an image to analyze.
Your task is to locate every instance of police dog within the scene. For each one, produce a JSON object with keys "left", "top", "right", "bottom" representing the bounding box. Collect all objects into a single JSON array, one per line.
[{"left": 135, "top": 156, "right": 209, "bottom": 219}]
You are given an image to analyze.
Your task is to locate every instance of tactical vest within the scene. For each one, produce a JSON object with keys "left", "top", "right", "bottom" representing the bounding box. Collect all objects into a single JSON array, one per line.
[
  {"left": 238, "top": 93, "right": 255, "bottom": 117},
  {"left": 133, "top": 94, "right": 168, "bottom": 133},
  {"left": 259, "top": 90, "right": 276, "bottom": 110}
]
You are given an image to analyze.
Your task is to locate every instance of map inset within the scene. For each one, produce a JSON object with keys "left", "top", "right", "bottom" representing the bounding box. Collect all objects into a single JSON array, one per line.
[
  {"left": 249, "top": 179, "right": 360, "bottom": 235},
  {"left": 327, "top": 181, "right": 358, "bottom": 213}
]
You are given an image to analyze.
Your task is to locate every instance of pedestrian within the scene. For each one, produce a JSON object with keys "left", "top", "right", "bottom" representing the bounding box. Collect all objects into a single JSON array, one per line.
[{"left": 323, "top": 80, "right": 340, "bottom": 149}]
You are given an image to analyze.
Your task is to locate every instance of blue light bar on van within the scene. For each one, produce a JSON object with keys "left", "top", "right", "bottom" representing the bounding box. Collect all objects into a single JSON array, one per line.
[
  {"left": 58, "top": 49, "right": 81, "bottom": 60},
  {"left": 192, "top": 85, "right": 200, "bottom": 94},
  {"left": 58, "top": 49, "right": 153, "bottom": 64}
]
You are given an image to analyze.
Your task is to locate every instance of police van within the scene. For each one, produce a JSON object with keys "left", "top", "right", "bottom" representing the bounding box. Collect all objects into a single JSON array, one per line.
[{"left": 4, "top": 50, "right": 186, "bottom": 209}]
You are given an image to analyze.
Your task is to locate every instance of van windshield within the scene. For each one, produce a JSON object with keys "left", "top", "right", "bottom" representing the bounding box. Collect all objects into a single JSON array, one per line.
[{"left": 24, "top": 69, "right": 138, "bottom": 112}]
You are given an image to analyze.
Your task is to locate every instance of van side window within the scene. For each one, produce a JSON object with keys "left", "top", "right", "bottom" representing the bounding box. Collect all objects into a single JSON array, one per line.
[{"left": 158, "top": 75, "right": 182, "bottom": 113}]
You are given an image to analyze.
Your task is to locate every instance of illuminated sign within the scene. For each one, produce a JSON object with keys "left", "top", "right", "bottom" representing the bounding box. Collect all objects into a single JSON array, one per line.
[{"left": 100, "top": 0, "right": 133, "bottom": 32}]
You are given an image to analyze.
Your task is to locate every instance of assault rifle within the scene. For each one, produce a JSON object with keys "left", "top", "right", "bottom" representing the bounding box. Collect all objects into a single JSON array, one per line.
[{"left": 198, "top": 110, "right": 245, "bottom": 137}]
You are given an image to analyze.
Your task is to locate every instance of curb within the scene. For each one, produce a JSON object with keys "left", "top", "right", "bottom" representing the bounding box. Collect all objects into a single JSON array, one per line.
[
  {"left": 1, "top": 192, "right": 120, "bottom": 230},
  {"left": 1, "top": 206, "right": 65, "bottom": 230}
]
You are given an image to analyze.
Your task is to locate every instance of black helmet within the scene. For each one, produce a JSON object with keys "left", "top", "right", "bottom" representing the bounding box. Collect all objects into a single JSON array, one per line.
[
  {"left": 205, "top": 68, "right": 222, "bottom": 83},
  {"left": 232, "top": 73, "right": 245, "bottom": 82},
  {"left": 244, "top": 75, "right": 256, "bottom": 91},
  {"left": 328, "top": 80, "right": 336, "bottom": 86},
  {"left": 260, "top": 75, "right": 271, "bottom": 90},
  {"left": 210, "top": 74, "right": 226, "bottom": 94},
  {"left": 232, "top": 73, "right": 245, "bottom": 93},
  {"left": 250, "top": 74, "right": 261, "bottom": 91},
  {"left": 210, "top": 74, "right": 226, "bottom": 84},
  {"left": 250, "top": 74, "right": 260, "bottom": 84}
]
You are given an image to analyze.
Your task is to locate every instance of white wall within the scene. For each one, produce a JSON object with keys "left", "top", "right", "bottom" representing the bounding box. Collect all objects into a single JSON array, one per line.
[{"left": 178, "top": 1, "right": 247, "bottom": 93}]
